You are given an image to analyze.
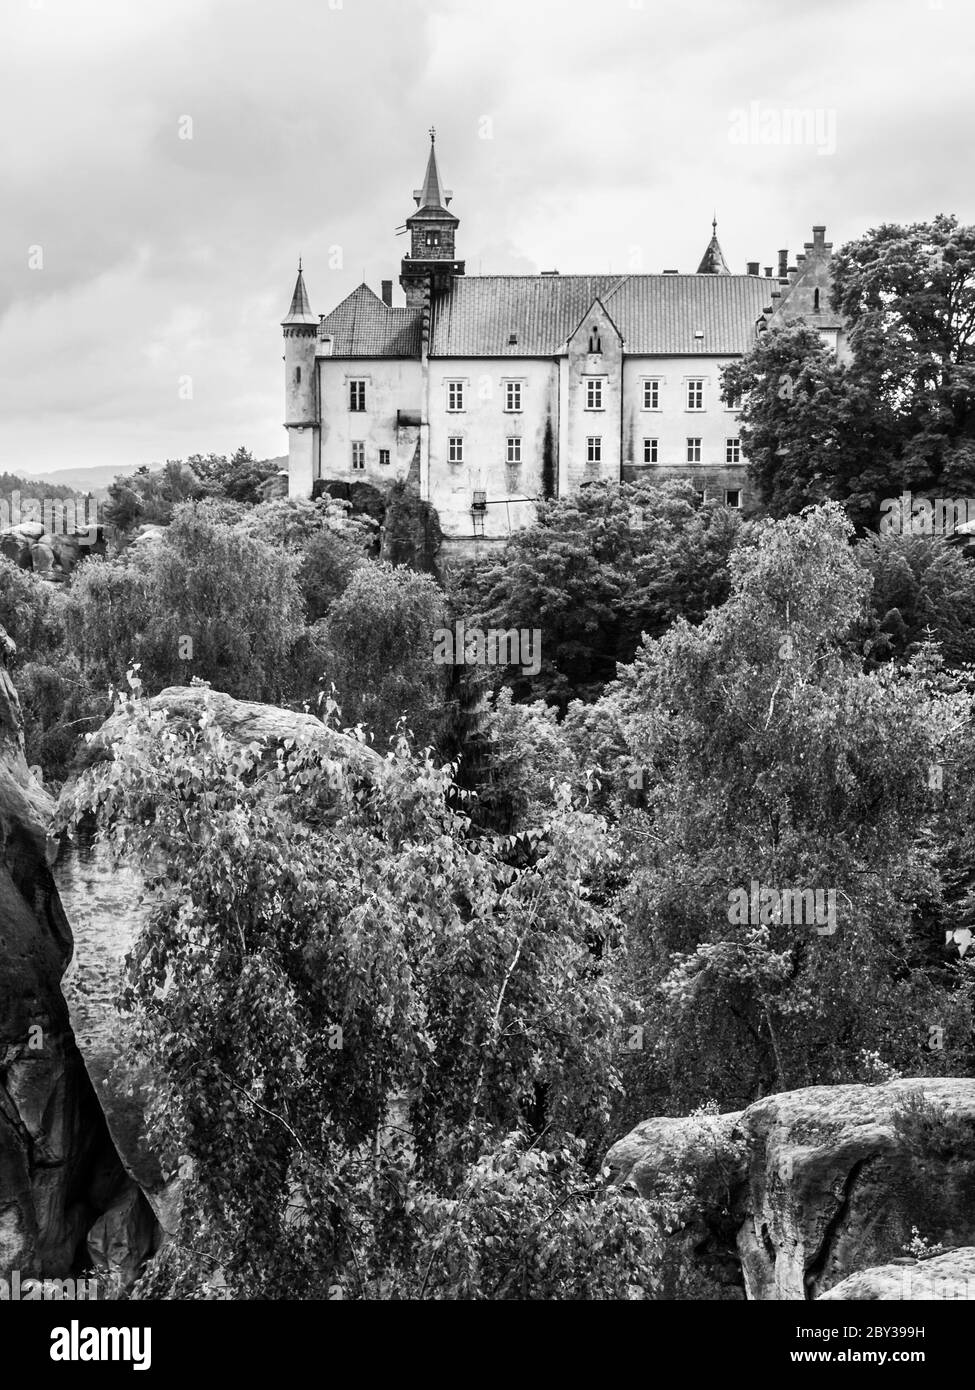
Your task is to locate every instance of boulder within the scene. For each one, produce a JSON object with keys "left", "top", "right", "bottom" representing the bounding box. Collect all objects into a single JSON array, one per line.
[
  {"left": 0, "top": 626, "right": 125, "bottom": 1279},
  {"left": 608, "top": 1078, "right": 975, "bottom": 1300},
  {"left": 818, "top": 1247, "right": 975, "bottom": 1300},
  {"left": 52, "top": 686, "right": 383, "bottom": 1252},
  {"left": 30, "top": 543, "right": 55, "bottom": 575}
]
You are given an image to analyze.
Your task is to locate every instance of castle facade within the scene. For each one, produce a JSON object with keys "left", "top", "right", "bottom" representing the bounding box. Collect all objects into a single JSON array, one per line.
[{"left": 283, "top": 134, "right": 844, "bottom": 545}]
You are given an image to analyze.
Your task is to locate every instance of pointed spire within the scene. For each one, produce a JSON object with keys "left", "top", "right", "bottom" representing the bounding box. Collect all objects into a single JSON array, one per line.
[
  {"left": 413, "top": 129, "right": 452, "bottom": 209},
  {"left": 696, "top": 215, "right": 730, "bottom": 275},
  {"left": 282, "top": 262, "right": 317, "bottom": 325}
]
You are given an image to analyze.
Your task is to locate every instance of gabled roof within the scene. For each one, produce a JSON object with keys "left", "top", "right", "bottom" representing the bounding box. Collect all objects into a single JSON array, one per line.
[
  {"left": 282, "top": 264, "right": 317, "bottom": 325},
  {"left": 317, "top": 284, "right": 423, "bottom": 358},
  {"left": 427, "top": 273, "right": 774, "bottom": 356}
]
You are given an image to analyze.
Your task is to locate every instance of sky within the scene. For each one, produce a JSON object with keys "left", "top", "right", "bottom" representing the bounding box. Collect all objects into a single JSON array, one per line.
[{"left": 1, "top": 0, "right": 972, "bottom": 478}]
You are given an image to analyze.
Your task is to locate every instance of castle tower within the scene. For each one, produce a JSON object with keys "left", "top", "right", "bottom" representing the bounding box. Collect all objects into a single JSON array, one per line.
[
  {"left": 282, "top": 261, "right": 320, "bottom": 498},
  {"left": 696, "top": 216, "right": 731, "bottom": 274},
  {"left": 400, "top": 129, "right": 465, "bottom": 307}
]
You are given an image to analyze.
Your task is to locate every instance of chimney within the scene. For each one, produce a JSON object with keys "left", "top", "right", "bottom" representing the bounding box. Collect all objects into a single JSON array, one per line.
[
  {"left": 764, "top": 267, "right": 773, "bottom": 278},
  {"left": 381, "top": 280, "right": 393, "bottom": 307},
  {"left": 662, "top": 268, "right": 679, "bottom": 275},
  {"left": 812, "top": 225, "right": 826, "bottom": 250},
  {"left": 747, "top": 261, "right": 759, "bottom": 276},
  {"left": 778, "top": 249, "right": 789, "bottom": 280}
]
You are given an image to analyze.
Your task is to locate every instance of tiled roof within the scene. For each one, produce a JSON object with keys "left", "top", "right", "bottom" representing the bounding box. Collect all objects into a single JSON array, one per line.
[
  {"left": 428, "top": 274, "right": 773, "bottom": 356},
  {"left": 316, "top": 274, "right": 777, "bottom": 359},
  {"left": 317, "top": 285, "right": 423, "bottom": 358}
]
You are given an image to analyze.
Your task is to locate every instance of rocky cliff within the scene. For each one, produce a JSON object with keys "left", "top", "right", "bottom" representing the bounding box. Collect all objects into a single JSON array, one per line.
[
  {"left": 0, "top": 626, "right": 137, "bottom": 1283},
  {"left": 607, "top": 1078, "right": 975, "bottom": 1300}
]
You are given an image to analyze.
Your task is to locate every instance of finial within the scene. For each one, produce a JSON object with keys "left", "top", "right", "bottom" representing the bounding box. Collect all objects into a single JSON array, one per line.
[
  {"left": 429, "top": 125, "right": 436, "bottom": 144},
  {"left": 298, "top": 256, "right": 303, "bottom": 272},
  {"left": 712, "top": 213, "right": 717, "bottom": 233}
]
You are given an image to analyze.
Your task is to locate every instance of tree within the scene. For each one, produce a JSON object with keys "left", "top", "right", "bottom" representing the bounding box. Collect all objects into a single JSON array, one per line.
[
  {"left": 457, "top": 481, "right": 741, "bottom": 709},
  {"left": 55, "top": 683, "right": 652, "bottom": 1299},
  {"left": 322, "top": 560, "right": 449, "bottom": 749},
  {"left": 724, "top": 215, "right": 975, "bottom": 526},
  {"left": 588, "top": 504, "right": 973, "bottom": 1117}
]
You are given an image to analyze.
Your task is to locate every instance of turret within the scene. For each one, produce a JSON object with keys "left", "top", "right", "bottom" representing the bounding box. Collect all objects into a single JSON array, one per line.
[
  {"left": 282, "top": 261, "right": 320, "bottom": 497},
  {"left": 400, "top": 129, "right": 464, "bottom": 307}
]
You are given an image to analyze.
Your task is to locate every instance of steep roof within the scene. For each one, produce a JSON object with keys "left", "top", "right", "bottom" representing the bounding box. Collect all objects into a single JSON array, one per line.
[
  {"left": 282, "top": 264, "right": 317, "bottom": 325},
  {"left": 413, "top": 136, "right": 450, "bottom": 210},
  {"left": 428, "top": 274, "right": 773, "bottom": 356},
  {"left": 696, "top": 219, "right": 731, "bottom": 275},
  {"left": 317, "top": 284, "right": 423, "bottom": 358}
]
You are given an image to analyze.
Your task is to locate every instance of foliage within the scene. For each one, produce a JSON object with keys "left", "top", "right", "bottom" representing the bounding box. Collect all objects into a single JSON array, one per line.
[
  {"left": 456, "top": 480, "right": 741, "bottom": 708},
  {"left": 322, "top": 560, "right": 449, "bottom": 749},
  {"left": 598, "top": 503, "right": 974, "bottom": 1115},
  {"left": 724, "top": 215, "right": 975, "bottom": 526},
  {"left": 55, "top": 681, "right": 637, "bottom": 1298}
]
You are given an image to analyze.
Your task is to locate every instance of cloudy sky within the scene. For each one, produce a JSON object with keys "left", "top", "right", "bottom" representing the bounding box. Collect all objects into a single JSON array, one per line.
[{"left": 1, "top": 0, "right": 972, "bottom": 477}]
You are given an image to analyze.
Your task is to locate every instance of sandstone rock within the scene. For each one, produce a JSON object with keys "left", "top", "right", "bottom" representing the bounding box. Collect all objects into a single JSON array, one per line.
[
  {"left": 606, "top": 1110, "right": 748, "bottom": 1298},
  {"left": 0, "top": 626, "right": 125, "bottom": 1278},
  {"left": 87, "top": 1180, "right": 158, "bottom": 1291},
  {"left": 53, "top": 686, "right": 383, "bottom": 1251},
  {"left": 818, "top": 1247, "right": 975, "bottom": 1300},
  {"left": 0, "top": 534, "right": 31, "bottom": 568},
  {"left": 608, "top": 1078, "right": 975, "bottom": 1301},
  {"left": 30, "top": 543, "right": 55, "bottom": 575}
]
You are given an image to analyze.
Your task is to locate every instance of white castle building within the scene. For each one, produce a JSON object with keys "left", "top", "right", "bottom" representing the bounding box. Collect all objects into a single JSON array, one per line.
[{"left": 283, "top": 133, "right": 843, "bottom": 545}]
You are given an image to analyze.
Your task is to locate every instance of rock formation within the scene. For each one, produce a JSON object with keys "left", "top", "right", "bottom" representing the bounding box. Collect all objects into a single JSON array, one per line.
[
  {"left": 0, "top": 625, "right": 136, "bottom": 1283},
  {"left": 607, "top": 1078, "right": 975, "bottom": 1300},
  {"left": 51, "top": 685, "right": 383, "bottom": 1262}
]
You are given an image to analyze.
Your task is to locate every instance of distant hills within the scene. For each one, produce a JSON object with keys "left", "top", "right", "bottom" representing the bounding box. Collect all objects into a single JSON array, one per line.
[{"left": 10, "top": 457, "right": 289, "bottom": 501}]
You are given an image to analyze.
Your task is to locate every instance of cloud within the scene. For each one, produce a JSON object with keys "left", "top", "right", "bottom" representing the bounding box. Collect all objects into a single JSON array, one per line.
[{"left": 1, "top": 0, "right": 973, "bottom": 475}]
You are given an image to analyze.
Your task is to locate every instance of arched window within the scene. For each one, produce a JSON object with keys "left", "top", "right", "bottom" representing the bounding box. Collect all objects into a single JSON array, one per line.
[
  {"left": 813, "top": 288, "right": 820, "bottom": 311},
  {"left": 589, "top": 327, "right": 602, "bottom": 354}
]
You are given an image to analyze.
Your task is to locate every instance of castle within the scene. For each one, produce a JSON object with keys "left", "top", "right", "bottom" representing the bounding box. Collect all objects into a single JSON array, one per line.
[{"left": 282, "top": 133, "right": 844, "bottom": 548}]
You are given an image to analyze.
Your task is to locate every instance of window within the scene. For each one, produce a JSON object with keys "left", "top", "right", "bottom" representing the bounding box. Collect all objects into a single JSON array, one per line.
[
  {"left": 726, "top": 489, "right": 742, "bottom": 509},
  {"left": 814, "top": 288, "right": 820, "bottom": 311},
  {"left": 587, "top": 437, "right": 602, "bottom": 465},
  {"left": 687, "top": 437, "right": 702, "bottom": 463},
  {"left": 350, "top": 380, "right": 366, "bottom": 412},
  {"left": 726, "top": 388, "right": 742, "bottom": 410},
  {"left": 686, "top": 379, "right": 704, "bottom": 411},
  {"left": 588, "top": 328, "right": 602, "bottom": 354},
  {"left": 726, "top": 437, "right": 741, "bottom": 464},
  {"left": 426, "top": 231, "right": 441, "bottom": 248},
  {"left": 505, "top": 381, "right": 522, "bottom": 412},
  {"left": 448, "top": 436, "right": 464, "bottom": 464},
  {"left": 351, "top": 442, "right": 365, "bottom": 471},
  {"left": 295, "top": 367, "right": 301, "bottom": 386},
  {"left": 694, "top": 489, "right": 705, "bottom": 505},
  {"left": 447, "top": 381, "right": 465, "bottom": 412},
  {"left": 506, "top": 437, "right": 522, "bottom": 464},
  {"left": 643, "top": 438, "right": 658, "bottom": 464},
  {"left": 643, "top": 379, "right": 660, "bottom": 410},
  {"left": 379, "top": 449, "right": 391, "bottom": 467},
  {"left": 586, "top": 378, "right": 604, "bottom": 410}
]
